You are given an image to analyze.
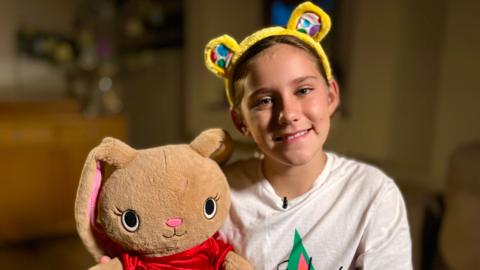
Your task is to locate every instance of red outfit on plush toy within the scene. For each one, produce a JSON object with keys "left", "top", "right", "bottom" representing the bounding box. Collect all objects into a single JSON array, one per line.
[{"left": 121, "top": 233, "right": 233, "bottom": 270}]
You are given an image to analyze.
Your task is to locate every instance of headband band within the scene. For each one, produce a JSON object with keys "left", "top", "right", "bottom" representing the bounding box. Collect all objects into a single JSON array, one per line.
[{"left": 204, "top": 1, "right": 332, "bottom": 108}]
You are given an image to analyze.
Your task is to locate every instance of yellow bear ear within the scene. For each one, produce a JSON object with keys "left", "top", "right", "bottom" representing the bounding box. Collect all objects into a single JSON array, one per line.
[
  {"left": 204, "top": 35, "right": 240, "bottom": 78},
  {"left": 286, "top": 1, "right": 331, "bottom": 42}
]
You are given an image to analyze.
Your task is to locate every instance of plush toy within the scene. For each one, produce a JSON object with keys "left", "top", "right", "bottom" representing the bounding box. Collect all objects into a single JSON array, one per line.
[{"left": 74, "top": 129, "right": 252, "bottom": 270}]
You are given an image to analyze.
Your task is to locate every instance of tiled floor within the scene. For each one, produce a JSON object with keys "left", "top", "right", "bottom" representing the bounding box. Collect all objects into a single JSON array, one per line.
[{"left": 0, "top": 234, "right": 95, "bottom": 269}]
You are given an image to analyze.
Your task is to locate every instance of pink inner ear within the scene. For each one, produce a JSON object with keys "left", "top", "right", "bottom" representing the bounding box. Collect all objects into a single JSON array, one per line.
[
  {"left": 89, "top": 161, "right": 102, "bottom": 227},
  {"left": 86, "top": 161, "right": 123, "bottom": 258}
]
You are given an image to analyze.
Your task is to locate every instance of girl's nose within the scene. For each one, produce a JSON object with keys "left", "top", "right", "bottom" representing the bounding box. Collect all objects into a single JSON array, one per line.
[
  {"left": 278, "top": 98, "right": 299, "bottom": 124},
  {"left": 165, "top": 217, "right": 183, "bottom": 228}
]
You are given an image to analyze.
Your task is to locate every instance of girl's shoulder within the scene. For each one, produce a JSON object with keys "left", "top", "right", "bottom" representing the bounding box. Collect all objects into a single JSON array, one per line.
[
  {"left": 326, "top": 152, "right": 397, "bottom": 192},
  {"left": 327, "top": 152, "right": 389, "bottom": 177},
  {"left": 222, "top": 157, "right": 263, "bottom": 190}
]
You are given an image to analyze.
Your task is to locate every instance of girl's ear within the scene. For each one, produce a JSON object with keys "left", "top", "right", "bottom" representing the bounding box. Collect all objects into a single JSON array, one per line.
[
  {"left": 230, "top": 109, "right": 250, "bottom": 136},
  {"left": 327, "top": 78, "right": 340, "bottom": 116},
  {"left": 190, "top": 128, "right": 233, "bottom": 164}
]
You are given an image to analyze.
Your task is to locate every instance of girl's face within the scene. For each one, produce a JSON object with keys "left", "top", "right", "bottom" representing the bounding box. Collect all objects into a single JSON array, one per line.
[{"left": 235, "top": 43, "right": 339, "bottom": 167}]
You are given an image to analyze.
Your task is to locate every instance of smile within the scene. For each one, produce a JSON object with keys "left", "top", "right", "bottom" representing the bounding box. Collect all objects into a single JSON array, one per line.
[
  {"left": 162, "top": 230, "right": 187, "bottom": 239},
  {"left": 274, "top": 128, "right": 312, "bottom": 143}
]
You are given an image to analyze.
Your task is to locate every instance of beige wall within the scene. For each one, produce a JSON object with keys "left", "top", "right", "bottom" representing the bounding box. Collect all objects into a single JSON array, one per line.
[
  {"left": 328, "top": 0, "right": 446, "bottom": 190},
  {"left": 327, "top": 0, "right": 480, "bottom": 191},
  {"left": 327, "top": 0, "right": 407, "bottom": 161},
  {"left": 121, "top": 49, "right": 184, "bottom": 148},
  {"left": 184, "top": 0, "right": 263, "bottom": 140},
  {"left": 431, "top": 0, "right": 480, "bottom": 190}
]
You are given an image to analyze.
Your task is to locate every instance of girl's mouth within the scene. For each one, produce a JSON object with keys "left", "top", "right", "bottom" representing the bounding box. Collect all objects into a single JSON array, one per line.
[{"left": 274, "top": 128, "right": 312, "bottom": 143}]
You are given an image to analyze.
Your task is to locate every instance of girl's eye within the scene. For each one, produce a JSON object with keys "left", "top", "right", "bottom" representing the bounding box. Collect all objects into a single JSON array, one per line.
[
  {"left": 297, "top": 87, "right": 313, "bottom": 95},
  {"left": 121, "top": 209, "right": 140, "bottom": 232},
  {"left": 253, "top": 96, "right": 273, "bottom": 108}
]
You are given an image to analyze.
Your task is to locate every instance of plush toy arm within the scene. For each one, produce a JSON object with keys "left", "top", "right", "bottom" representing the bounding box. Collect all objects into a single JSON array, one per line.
[
  {"left": 88, "top": 257, "right": 123, "bottom": 270},
  {"left": 223, "top": 251, "right": 253, "bottom": 270}
]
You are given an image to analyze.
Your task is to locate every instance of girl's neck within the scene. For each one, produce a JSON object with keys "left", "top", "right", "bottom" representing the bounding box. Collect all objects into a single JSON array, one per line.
[{"left": 262, "top": 151, "right": 327, "bottom": 199}]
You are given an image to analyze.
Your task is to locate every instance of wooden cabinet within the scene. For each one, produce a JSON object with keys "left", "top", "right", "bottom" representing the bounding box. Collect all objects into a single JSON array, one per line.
[{"left": 0, "top": 100, "right": 127, "bottom": 242}]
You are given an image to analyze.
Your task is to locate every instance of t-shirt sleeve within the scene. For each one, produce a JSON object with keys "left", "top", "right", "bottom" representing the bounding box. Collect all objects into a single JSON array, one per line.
[{"left": 355, "top": 180, "right": 413, "bottom": 269}]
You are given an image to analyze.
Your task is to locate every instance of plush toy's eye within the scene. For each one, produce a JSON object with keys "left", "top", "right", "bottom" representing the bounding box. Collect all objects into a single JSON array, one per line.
[
  {"left": 203, "top": 197, "right": 217, "bottom": 219},
  {"left": 121, "top": 209, "right": 140, "bottom": 232}
]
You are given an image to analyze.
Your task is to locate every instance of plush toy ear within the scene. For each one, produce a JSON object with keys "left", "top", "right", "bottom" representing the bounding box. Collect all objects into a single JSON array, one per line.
[
  {"left": 190, "top": 128, "right": 233, "bottom": 164},
  {"left": 286, "top": 1, "right": 331, "bottom": 42},
  {"left": 74, "top": 137, "right": 137, "bottom": 261},
  {"left": 204, "top": 35, "right": 240, "bottom": 78}
]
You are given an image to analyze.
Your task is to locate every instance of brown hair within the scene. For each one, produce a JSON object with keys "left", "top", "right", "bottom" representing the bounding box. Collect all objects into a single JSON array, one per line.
[{"left": 231, "top": 35, "right": 328, "bottom": 112}]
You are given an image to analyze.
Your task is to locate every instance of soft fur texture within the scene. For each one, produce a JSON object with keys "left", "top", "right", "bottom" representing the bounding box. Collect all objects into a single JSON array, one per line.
[{"left": 75, "top": 129, "right": 252, "bottom": 270}]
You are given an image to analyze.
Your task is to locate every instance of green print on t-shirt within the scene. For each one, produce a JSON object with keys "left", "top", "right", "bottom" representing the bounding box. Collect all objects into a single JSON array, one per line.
[{"left": 287, "top": 229, "right": 315, "bottom": 270}]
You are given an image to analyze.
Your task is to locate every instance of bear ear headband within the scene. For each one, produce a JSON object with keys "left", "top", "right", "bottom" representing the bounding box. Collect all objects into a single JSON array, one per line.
[{"left": 204, "top": 1, "right": 332, "bottom": 108}]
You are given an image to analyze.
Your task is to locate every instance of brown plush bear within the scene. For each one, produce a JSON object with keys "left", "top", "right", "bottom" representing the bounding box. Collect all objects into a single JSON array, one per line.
[{"left": 75, "top": 129, "right": 252, "bottom": 270}]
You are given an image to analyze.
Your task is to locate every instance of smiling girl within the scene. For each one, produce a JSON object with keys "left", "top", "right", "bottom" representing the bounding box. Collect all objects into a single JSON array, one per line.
[{"left": 205, "top": 2, "right": 412, "bottom": 269}]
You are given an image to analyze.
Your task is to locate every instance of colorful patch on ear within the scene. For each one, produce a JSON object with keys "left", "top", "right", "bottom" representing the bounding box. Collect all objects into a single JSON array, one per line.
[
  {"left": 204, "top": 35, "right": 240, "bottom": 78},
  {"left": 211, "top": 44, "right": 234, "bottom": 69},
  {"left": 287, "top": 1, "right": 331, "bottom": 42},
  {"left": 296, "top": 12, "right": 321, "bottom": 37}
]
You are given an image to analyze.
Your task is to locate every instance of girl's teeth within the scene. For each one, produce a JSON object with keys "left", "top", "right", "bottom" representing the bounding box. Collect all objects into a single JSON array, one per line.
[{"left": 285, "top": 130, "right": 307, "bottom": 140}]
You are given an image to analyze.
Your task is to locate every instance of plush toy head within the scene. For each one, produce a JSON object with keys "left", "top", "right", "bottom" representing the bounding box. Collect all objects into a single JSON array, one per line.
[{"left": 75, "top": 129, "right": 234, "bottom": 261}]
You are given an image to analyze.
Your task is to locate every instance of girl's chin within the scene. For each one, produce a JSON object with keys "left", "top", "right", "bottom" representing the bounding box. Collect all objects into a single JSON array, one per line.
[
  {"left": 265, "top": 146, "right": 325, "bottom": 166},
  {"left": 267, "top": 152, "right": 316, "bottom": 167}
]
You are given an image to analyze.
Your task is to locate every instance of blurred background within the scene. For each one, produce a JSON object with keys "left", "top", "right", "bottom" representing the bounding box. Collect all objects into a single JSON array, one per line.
[{"left": 0, "top": 0, "right": 478, "bottom": 269}]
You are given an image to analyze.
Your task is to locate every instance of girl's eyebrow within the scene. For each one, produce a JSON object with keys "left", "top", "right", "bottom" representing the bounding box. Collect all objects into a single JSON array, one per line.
[
  {"left": 246, "top": 75, "right": 319, "bottom": 98},
  {"left": 291, "top": 75, "right": 318, "bottom": 85},
  {"left": 248, "top": 87, "right": 274, "bottom": 97},
  {"left": 250, "top": 75, "right": 318, "bottom": 94}
]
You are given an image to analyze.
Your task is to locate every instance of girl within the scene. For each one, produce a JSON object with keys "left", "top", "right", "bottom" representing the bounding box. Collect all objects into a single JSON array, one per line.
[{"left": 205, "top": 2, "right": 412, "bottom": 269}]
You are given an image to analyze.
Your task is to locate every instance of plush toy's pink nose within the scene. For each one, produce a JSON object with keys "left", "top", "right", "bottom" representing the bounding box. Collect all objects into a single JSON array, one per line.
[{"left": 165, "top": 217, "right": 183, "bottom": 228}]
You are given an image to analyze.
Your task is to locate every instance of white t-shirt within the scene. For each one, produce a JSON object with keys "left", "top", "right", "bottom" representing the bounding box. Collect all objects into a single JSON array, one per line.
[{"left": 219, "top": 152, "right": 412, "bottom": 270}]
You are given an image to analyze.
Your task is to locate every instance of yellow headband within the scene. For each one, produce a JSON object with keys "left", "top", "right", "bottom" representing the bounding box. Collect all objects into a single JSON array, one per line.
[{"left": 204, "top": 1, "right": 332, "bottom": 108}]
